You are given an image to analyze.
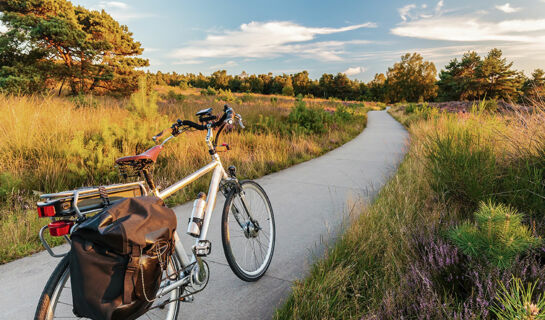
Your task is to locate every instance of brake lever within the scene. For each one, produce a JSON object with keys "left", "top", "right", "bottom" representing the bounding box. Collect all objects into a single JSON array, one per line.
[{"left": 152, "top": 129, "right": 166, "bottom": 143}]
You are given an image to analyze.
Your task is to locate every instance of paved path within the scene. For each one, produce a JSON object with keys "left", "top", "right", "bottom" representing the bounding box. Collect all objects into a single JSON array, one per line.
[{"left": 0, "top": 110, "right": 408, "bottom": 320}]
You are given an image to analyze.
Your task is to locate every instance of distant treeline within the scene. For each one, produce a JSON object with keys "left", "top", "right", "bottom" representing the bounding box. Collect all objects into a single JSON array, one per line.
[
  {"left": 149, "top": 49, "right": 544, "bottom": 103},
  {"left": 1, "top": 0, "right": 543, "bottom": 103}
]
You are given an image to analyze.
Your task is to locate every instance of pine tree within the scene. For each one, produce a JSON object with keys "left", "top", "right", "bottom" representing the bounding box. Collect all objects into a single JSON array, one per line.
[
  {"left": 0, "top": 0, "right": 148, "bottom": 95},
  {"left": 386, "top": 53, "right": 437, "bottom": 103},
  {"left": 448, "top": 201, "right": 541, "bottom": 268},
  {"left": 476, "top": 48, "right": 523, "bottom": 101}
]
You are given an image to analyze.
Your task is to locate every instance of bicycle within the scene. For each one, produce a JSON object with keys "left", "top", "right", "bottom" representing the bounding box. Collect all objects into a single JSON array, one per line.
[{"left": 34, "top": 105, "right": 276, "bottom": 320}]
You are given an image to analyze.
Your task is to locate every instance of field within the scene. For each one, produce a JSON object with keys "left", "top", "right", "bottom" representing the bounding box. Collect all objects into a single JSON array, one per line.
[
  {"left": 275, "top": 102, "right": 545, "bottom": 319},
  {"left": 0, "top": 86, "right": 380, "bottom": 264}
]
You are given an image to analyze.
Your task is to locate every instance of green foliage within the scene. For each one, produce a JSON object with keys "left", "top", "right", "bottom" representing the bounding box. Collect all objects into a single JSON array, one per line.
[
  {"left": 270, "top": 96, "right": 278, "bottom": 104},
  {"left": 70, "top": 93, "right": 98, "bottom": 108},
  {"left": 386, "top": 53, "right": 438, "bottom": 103},
  {"left": 0, "top": 172, "right": 22, "bottom": 201},
  {"left": 438, "top": 49, "right": 523, "bottom": 101},
  {"left": 448, "top": 202, "right": 541, "bottom": 268},
  {"left": 471, "top": 99, "right": 498, "bottom": 114},
  {"left": 424, "top": 126, "right": 498, "bottom": 210},
  {"left": 241, "top": 92, "right": 254, "bottom": 103},
  {"left": 492, "top": 277, "right": 545, "bottom": 320},
  {"left": 282, "top": 85, "right": 294, "bottom": 96},
  {"left": 0, "top": 0, "right": 148, "bottom": 95},
  {"left": 164, "top": 90, "right": 186, "bottom": 102},
  {"left": 287, "top": 99, "right": 332, "bottom": 134},
  {"left": 200, "top": 86, "right": 217, "bottom": 96},
  {"left": 127, "top": 77, "right": 158, "bottom": 118},
  {"left": 215, "top": 88, "right": 241, "bottom": 104}
]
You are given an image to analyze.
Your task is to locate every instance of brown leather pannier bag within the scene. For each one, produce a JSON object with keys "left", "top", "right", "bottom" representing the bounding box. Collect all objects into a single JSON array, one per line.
[{"left": 69, "top": 196, "right": 177, "bottom": 320}]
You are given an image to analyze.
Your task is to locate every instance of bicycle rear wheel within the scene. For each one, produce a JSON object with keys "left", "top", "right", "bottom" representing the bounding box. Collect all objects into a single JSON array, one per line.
[
  {"left": 34, "top": 251, "right": 183, "bottom": 320},
  {"left": 221, "top": 180, "right": 275, "bottom": 281}
]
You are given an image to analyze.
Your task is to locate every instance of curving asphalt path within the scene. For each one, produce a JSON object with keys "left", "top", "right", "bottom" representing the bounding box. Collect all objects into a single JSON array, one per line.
[{"left": 0, "top": 110, "right": 408, "bottom": 320}]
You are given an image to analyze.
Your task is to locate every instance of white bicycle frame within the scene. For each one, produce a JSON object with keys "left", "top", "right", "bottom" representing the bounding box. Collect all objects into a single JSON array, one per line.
[{"left": 151, "top": 124, "right": 236, "bottom": 299}]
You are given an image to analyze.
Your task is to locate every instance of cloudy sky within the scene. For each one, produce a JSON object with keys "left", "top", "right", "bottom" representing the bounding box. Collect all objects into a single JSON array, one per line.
[{"left": 71, "top": 0, "right": 545, "bottom": 81}]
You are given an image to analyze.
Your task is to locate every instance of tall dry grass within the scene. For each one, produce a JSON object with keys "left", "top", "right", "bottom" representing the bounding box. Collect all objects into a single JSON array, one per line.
[
  {"left": 0, "top": 89, "right": 374, "bottom": 263},
  {"left": 276, "top": 104, "right": 545, "bottom": 319}
]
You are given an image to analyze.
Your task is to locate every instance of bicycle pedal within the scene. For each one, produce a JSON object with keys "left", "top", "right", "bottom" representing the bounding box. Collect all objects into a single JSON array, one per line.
[{"left": 193, "top": 240, "right": 211, "bottom": 256}]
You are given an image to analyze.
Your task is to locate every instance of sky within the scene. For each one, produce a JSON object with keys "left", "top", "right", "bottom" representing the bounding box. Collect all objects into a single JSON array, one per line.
[{"left": 70, "top": 0, "right": 545, "bottom": 81}]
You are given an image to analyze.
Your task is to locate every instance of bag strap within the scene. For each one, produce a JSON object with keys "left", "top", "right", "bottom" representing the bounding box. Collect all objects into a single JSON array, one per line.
[
  {"left": 123, "top": 245, "right": 140, "bottom": 304},
  {"left": 98, "top": 186, "right": 111, "bottom": 207}
]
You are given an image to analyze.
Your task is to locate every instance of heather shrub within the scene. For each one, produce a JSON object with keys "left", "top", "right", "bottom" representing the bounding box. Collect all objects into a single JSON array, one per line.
[{"left": 164, "top": 90, "right": 186, "bottom": 102}]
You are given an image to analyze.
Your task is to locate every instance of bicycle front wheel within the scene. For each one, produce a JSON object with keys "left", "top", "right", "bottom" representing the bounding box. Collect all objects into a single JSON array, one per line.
[
  {"left": 34, "top": 251, "right": 183, "bottom": 320},
  {"left": 221, "top": 180, "right": 275, "bottom": 281}
]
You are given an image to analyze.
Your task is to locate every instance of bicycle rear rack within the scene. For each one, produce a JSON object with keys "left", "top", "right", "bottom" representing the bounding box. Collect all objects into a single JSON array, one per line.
[{"left": 38, "top": 181, "right": 148, "bottom": 257}]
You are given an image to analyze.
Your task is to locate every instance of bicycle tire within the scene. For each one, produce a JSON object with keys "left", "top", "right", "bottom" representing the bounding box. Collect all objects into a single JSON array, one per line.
[
  {"left": 34, "top": 251, "right": 183, "bottom": 320},
  {"left": 221, "top": 180, "right": 276, "bottom": 281}
]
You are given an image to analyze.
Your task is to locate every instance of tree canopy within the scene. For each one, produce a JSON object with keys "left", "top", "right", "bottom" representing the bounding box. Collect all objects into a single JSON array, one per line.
[
  {"left": 386, "top": 53, "right": 438, "bottom": 102},
  {"left": 0, "top": 0, "right": 148, "bottom": 95}
]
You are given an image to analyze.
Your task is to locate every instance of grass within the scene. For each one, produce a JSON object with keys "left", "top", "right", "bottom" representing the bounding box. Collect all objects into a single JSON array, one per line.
[
  {"left": 275, "top": 103, "right": 545, "bottom": 319},
  {"left": 0, "top": 87, "right": 382, "bottom": 264}
]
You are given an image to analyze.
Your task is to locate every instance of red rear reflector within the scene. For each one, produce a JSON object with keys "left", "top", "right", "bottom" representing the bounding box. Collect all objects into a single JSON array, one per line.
[
  {"left": 48, "top": 221, "right": 73, "bottom": 237},
  {"left": 37, "top": 205, "right": 56, "bottom": 217}
]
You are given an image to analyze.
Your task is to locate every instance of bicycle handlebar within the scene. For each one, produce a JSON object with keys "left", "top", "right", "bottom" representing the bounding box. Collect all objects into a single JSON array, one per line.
[{"left": 153, "top": 104, "right": 244, "bottom": 143}]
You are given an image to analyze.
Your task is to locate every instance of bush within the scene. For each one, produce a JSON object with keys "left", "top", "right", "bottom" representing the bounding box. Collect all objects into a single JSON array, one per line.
[
  {"left": 215, "top": 88, "right": 241, "bottom": 104},
  {"left": 448, "top": 202, "right": 541, "bottom": 268},
  {"left": 127, "top": 77, "right": 158, "bottom": 118},
  {"left": 424, "top": 125, "right": 498, "bottom": 211},
  {"left": 241, "top": 92, "right": 253, "bottom": 103},
  {"left": 0, "top": 172, "right": 22, "bottom": 201},
  {"left": 282, "top": 85, "right": 294, "bottom": 96},
  {"left": 287, "top": 99, "right": 331, "bottom": 134},
  {"left": 492, "top": 277, "right": 545, "bottom": 320},
  {"left": 165, "top": 90, "right": 186, "bottom": 102},
  {"left": 200, "top": 86, "right": 217, "bottom": 96},
  {"left": 70, "top": 93, "right": 98, "bottom": 109},
  {"left": 472, "top": 99, "right": 498, "bottom": 114}
]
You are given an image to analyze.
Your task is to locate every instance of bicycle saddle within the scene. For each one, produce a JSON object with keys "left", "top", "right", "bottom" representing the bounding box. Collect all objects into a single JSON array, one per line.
[
  {"left": 115, "top": 145, "right": 163, "bottom": 166},
  {"left": 195, "top": 107, "right": 212, "bottom": 117}
]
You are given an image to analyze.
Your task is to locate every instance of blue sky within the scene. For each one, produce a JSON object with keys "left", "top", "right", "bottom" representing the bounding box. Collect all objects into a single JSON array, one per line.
[{"left": 72, "top": 0, "right": 545, "bottom": 81}]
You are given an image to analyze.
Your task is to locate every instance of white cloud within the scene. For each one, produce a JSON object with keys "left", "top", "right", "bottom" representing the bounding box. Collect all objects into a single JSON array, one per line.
[
  {"left": 343, "top": 66, "right": 366, "bottom": 76},
  {"left": 435, "top": 0, "right": 444, "bottom": 14},
  {"left": 392, "top": 17, "right": 545, "bottom": 42},
  {"left": 171, "top": 21, "right": 375, "bottom": 62},
  {"left": 495, "top": 3, "right": 521, "bottom": 13},
  {"left": 98, "top": 1, "right": 128, "bottom": 9},
  {"left": 209, "top": 60, "right": 238, "bottom": 69},
  {"left": 95, "top": 1, "right": 154, "bottom": 21},
  {"left": 399, "top": 4, "right": 416, "bottom": 21}
]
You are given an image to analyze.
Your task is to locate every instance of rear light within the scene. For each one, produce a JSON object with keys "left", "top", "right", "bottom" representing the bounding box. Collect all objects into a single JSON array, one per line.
[
  {"left": 48, "top": 221, "right": 74, "bottom": 237},
  {"left": 37, "top": 205, "right": 56, "bottom": 217}
]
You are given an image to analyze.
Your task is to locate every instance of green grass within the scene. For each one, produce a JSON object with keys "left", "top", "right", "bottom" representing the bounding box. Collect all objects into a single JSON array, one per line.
[
  {"left": 0, "top": 87, "right": 382, "bottom": 264},
  {"left": 275, "top": 104, "right": 545, "bottom": 319}
]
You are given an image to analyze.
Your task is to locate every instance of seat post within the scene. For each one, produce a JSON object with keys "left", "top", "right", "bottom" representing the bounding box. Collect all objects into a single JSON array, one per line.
[{"left": 142, "top": 168, "right": 156, "bottom": 192}]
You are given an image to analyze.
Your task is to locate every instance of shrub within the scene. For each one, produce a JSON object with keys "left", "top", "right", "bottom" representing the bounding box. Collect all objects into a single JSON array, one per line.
[
  {"left": 127, "top": 77, "right": 158, "bottom": 118},
  {"left": 282, "top": 85, "right": 294, "bottom": 96},
  {"left": 215, "top": 88, "right": 241, "bottom": 104},
  {"left": 0, "top": 172, "right": 22, "bottom": 201},
  {"left": 287, "top": 99, "right": 331, "bottom": 134},
  {"left": 200, "top": 86, "right": 217, "bottom": 96},
  {"left": 472, "top": 99, "right": 498, "bottom": 114},
  {"left": 424, "top": 125, "right": 498, "bottom": 211},
  {"left": 448, "top": 202, "right": 541, "bottom": 268},
  {"left": 70, "top": 93, "right": 98, "bottom": 109},
  {"left": 334, "top": 105, "right": 353, "bottom": 122},
  {"left": 165, "top": 90, "right": 186, "bottom": 102},
  {"left": 270, "top": 96, "right": 278, "bottom": 104},
  {"left": 241, "top": 92, "right": 253, "bottom": 103},
  {"left": 492, "top": 277, "right": 545, "bottom": 320}
]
